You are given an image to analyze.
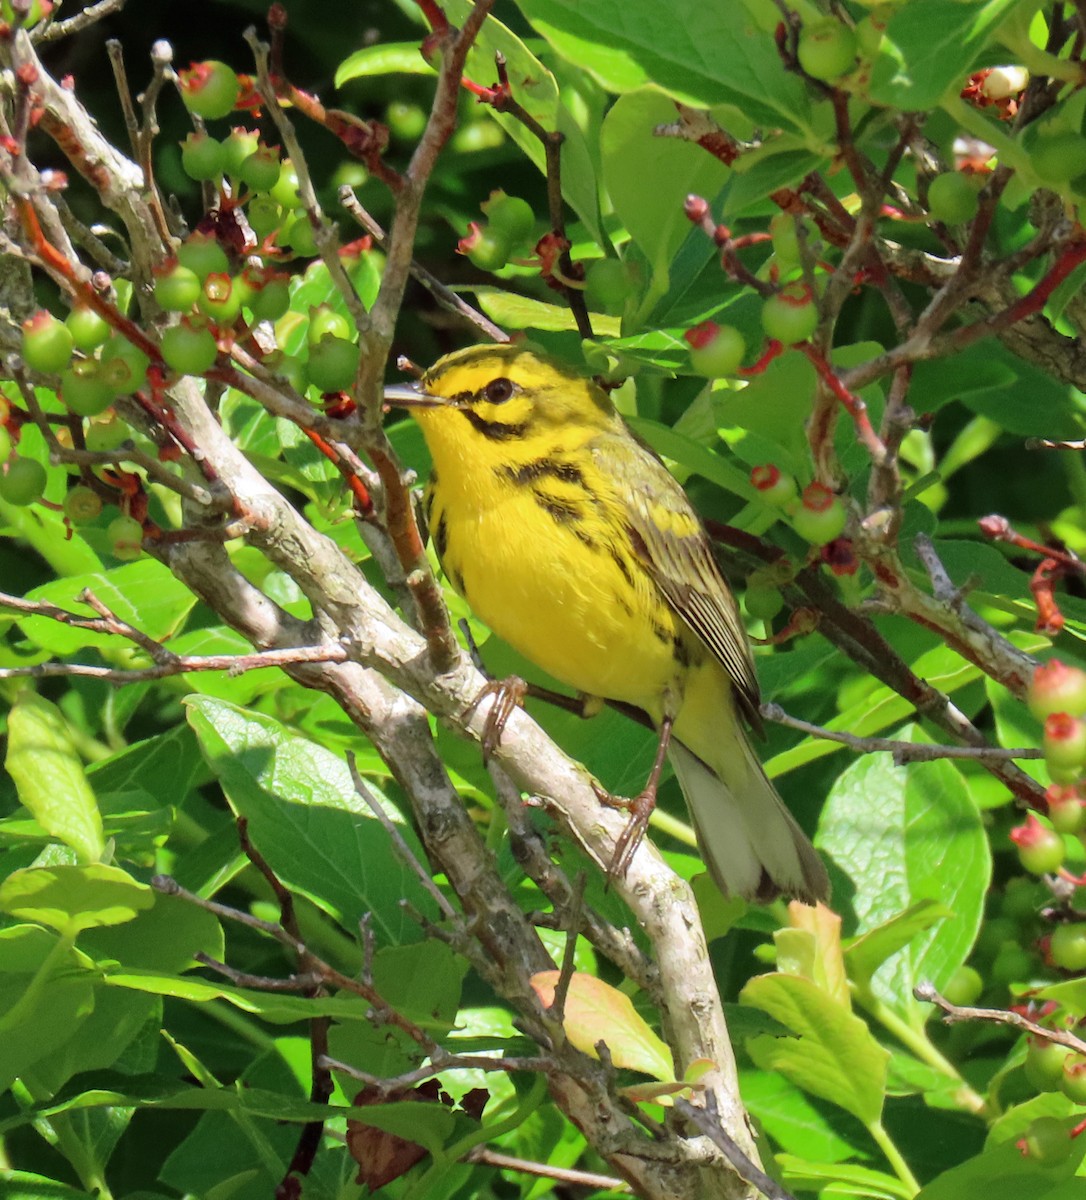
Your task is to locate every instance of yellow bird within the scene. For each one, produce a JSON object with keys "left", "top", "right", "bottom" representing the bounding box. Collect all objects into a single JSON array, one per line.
[{"left": 385, "top": 344, "right": 828, "bottom": 903}]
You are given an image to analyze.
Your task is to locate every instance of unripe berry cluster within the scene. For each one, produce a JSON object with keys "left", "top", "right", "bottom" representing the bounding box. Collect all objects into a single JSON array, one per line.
[
  {"left": 750, "top": 465, "right": 848, "bottom": 548},
  {"left": 458, "top": 190, "right": 536, "bottom": 272}
]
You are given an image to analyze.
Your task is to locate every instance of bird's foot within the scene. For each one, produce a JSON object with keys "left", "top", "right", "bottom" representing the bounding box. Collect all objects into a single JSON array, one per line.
[
  {"left": 465, "top": 675, "right": 528, "bottom": 764},
  {"left": 593, "top": 780, "right": 658, "bottom": 881}
]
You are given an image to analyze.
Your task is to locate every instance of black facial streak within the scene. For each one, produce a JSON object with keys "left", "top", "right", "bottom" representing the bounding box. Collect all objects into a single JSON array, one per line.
[{"left": 461, "top": 409, "right": 529, "bottom": 441}]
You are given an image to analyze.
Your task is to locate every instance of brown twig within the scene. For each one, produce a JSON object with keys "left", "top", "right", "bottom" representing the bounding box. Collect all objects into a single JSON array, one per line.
[
  {"left": 915, "top": 982, "right": 1086, "bottom": 1055},
  {"left": 763, "top": 702, "right": 1042, "bottom": 763}
]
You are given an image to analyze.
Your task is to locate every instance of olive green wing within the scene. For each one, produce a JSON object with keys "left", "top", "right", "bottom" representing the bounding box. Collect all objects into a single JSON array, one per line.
[{"left": 591, "top": 432, "right": 763, "bottom": 730}]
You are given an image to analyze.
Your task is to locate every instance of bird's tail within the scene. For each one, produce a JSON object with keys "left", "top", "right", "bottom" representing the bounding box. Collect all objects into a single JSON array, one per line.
[{"left": 669, "top": 736, "right": 829, "bottom": 904}]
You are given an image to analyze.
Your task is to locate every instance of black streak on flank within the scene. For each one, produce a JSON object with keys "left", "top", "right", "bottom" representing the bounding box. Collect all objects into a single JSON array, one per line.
[
  {"left": 498, "top": 457, "right": 586, "bottom": 488},
  {"left": 461, "top": 409, "right": 529, "bottom": 441},
  {"left": 532, "top": 490, "right": 583, "bottom": 524},
  {"left": 433, "top": 511, "right": 449, "bottom": 563}
]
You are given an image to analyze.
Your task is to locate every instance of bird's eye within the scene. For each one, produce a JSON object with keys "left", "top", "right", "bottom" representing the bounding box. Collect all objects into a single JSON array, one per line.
[{"left": 483, "top": 377, "right": 516, "bottom": 405}]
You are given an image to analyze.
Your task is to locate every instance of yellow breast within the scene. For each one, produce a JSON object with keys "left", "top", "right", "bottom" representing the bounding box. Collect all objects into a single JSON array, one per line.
[{"left": 421, "top": 412, "right": 685, "bottom": 710}]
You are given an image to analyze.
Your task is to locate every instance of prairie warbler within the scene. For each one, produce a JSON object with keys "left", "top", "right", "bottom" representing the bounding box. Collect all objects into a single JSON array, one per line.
[{"left": 386, "top": 344, "right": 828, "bottom": 903}]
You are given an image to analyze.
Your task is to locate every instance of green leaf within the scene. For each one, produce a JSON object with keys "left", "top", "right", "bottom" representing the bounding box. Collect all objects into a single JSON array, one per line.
[
  {"left": 0, "top": 864, "right": 153, "bottom": 935},
  {"left": 778, "top": 1155, "right": 915, "bottom": 1200},
  {"left": 5, "top": 692, "right": 105, "bottom": 863},
  {"left": 185, "top": 697, "right": 436, "bottom": 945},
  {"left": 816, "top": 726, "right": 990, "bottom": 1018},
  {"left": 0, "top": 925, "right": 97, "bottom": 1090},
  {"left": 741, "top": 973, "right": 889, "bottom": 1126},
  {"left": 741, "top": 1069, "right": 862, "bottom": 1165},
  {"left": 513, "top": 0, "right": 813, "bottom": 128},
  {"left": 844, "top": 900, "right": 955, "bottom": 990},
  {"left": 914, "top": 1130, "right": 1086, "bottom": 1200},
  {"left": 531, "top": 970, "right": 674, "bottom": 1080},
  {"left": 0, "top": 1172, "right": 94, "bottom": 1198},
  {"left": 868, "top": 0, "right": 1024, "bottom": 111},
  {"left": 334, "top": 42, "right": 432, "bottom": 84},
  {"left": 17, "top": 559, "right": 197, "bottom": 655},
  {"left": 473, "top": 287, "right": 619, "bottom": 335},
  {"left": 600, "top": 88, "right": 729, "bottom": 277}
]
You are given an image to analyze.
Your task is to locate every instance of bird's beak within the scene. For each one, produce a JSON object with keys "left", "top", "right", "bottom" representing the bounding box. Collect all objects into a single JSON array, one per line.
[{"left": 382, "top": 381, "right": 447, "bottom": 409}]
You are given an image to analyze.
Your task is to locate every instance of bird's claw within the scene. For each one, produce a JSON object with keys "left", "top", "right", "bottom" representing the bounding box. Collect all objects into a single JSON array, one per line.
[
  {"left": 592, "top": 781, "right": 657, "bottom": 881},
  {"left": 466, "top": 674, "right": 528, "bottom": 764}
]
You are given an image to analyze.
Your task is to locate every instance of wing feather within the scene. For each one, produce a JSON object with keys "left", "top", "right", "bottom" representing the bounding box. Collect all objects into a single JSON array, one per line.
[{"left": 590, "top": 432, "right": 762, "bottom": 729}]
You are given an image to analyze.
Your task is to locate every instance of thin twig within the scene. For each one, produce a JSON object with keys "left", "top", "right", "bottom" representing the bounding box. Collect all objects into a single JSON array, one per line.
[
  {"left": 347, "top": 751, "right": 458, "bottom": 921},
  {"left": 339, "top": 185, "right": 509, "bottom": 343},
  {"left": 674, "top": 1094, "right": 798, "bottom": 1200},
  {"left": 915, "top": 982, "right": 1086, "bottom": 1055},
  {"left": 762, "top": 703, "right": 1042, "bottom": 763}
]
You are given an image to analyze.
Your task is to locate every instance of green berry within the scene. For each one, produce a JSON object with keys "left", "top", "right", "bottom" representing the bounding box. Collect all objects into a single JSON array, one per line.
[
  {"left": 160, "top": 317, "right": 219, "bottom": 376},
  {"left": 220, "top": 128, "right": 260, "bottom": 177},
  {"left": 940, "top": 965, "right": 983, "bottom": 1006},
  {"left": 307, "top": 304, "right": 351, "bottom": 344},
  {"left": 744, "top": 585, "right": 784, "bottom": 621},
  {"left": 684, "top": 321, "right": 745, "bottom": 378},
  {"left": 386, "top": 101, "right": 427, "bottom": 142},
  {"left": 196, "top": 273, "right": 242, "bottom": 326},
  {"left": 1050, "top": 923, "right": 1086, "bottom": 972},
  {"left": 990, "top": 942, "right": 1034, "bottom": 984},
  {"left": 584, "top": 258, "right": 633, "bottom": 316},
  {"left": 761, "top": 283, "right": 819, "bottom": 344},
  {"left": 180, "top": 133, "right": 225, "bottom": 182},
  {"left": 61, "top": 360, "right": 114, "bottom": 417},
  {"left": 1018, "top": 1116, "right": 1073, "bottom": 1163},
  {"left": 177, "top": 234, "right": 230, "bottom": 281},
  {"left": 1024, "top": 1035, "right": 1072, "bottom": 1092},
  {"left": 84, "top": 413, "right": 128, "bottom": 452},
  {"left": 247, "top": 195, "right": 283, "bottom": 240},
  {"left": 21, "top": 310, "right": 74, "bottom": 374},
  {"left": 270, "top": 161, "right": 303, "bottom": 210},
  {"left": 1029, "top": 661, "right": 1086, "bottom": 720},
  {"left": 154, "top": 262, "right": 202, "bottom": 312},
  {"left": 751, "top": 464, "right": 798, "bottom": 507},
  {"left": 927, "top": 172, "right": 982, "bottom": 224},
  {"left": 792, "top": 482, "right": 847, "bottom": 546},
  {"left": 307, "top": 335, "right": 360, "bottom": 392},
  {"left": 248, "top": 275, "right": 291, "bottom": 322},
  {"left": 1046, "top": 786, "right": 1086, "bottom": 835},
  {"left": 1060, "top": 1055, "right": 1086, "bottom": 1104},
  {"left": 283, "top": 214, "right": 318, "bottom": 256},
  {"left": 179, "top": 60, "right": 240, "bottom": 121},
  {"left": 481, "top": 191, "right": 535, "bottom": 246},
  {"left": 63, "top": 485, "right": 103, "bottom": 525},
  {"left": 797, "top": 19, "right": 858, "bottom": 82},
  {"left": 65, "top": 305, "right": 111, "bottom": 352},
  {"left": 99, "top": 335, "right": 150, "bottom": 397},
  {"left": 1011, "top": 814, "right": 1065, "bottom": 876},
  {"left": 459, "top": 222, "right": 511, "bottom": 271},
  {"left": 0, "top": 456, "right": 47, "bottom": 505},
  {"left": 107, "top": 514, "right": 143, "bottom": 561},
  {"left": 237, "top": 145, "right": 281, "bottom": 193},
  {"left": 769, "top": 212, "right": 802, "bottom": 266},
  {"left": 1044, "top": 712, "right": 1086, "bottom": 776}
]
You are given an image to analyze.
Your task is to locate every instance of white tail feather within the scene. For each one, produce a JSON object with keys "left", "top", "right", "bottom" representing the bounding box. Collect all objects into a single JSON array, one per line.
[{"left": 669, "top": 738, "right": 829, "bottom": 903}]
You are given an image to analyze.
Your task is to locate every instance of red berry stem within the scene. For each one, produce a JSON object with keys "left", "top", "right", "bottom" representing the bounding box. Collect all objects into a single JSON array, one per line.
[
  {"left": 739, "top": 339, "right": 786, "bottom": 377},
  {"left": 798, "top": 342, "right": 889, "bottom": 466},
  {"left": 1030, "top": 557, "right": 1069, "bottom": 637}
]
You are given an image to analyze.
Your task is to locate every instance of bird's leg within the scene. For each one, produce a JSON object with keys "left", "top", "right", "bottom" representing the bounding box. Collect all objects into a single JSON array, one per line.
[
  {"left": 597, "top": 715, "right": 674, "bottom": 880},
  {"left": 458, "top": 620, "right": 602, "bottom": 762}
]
